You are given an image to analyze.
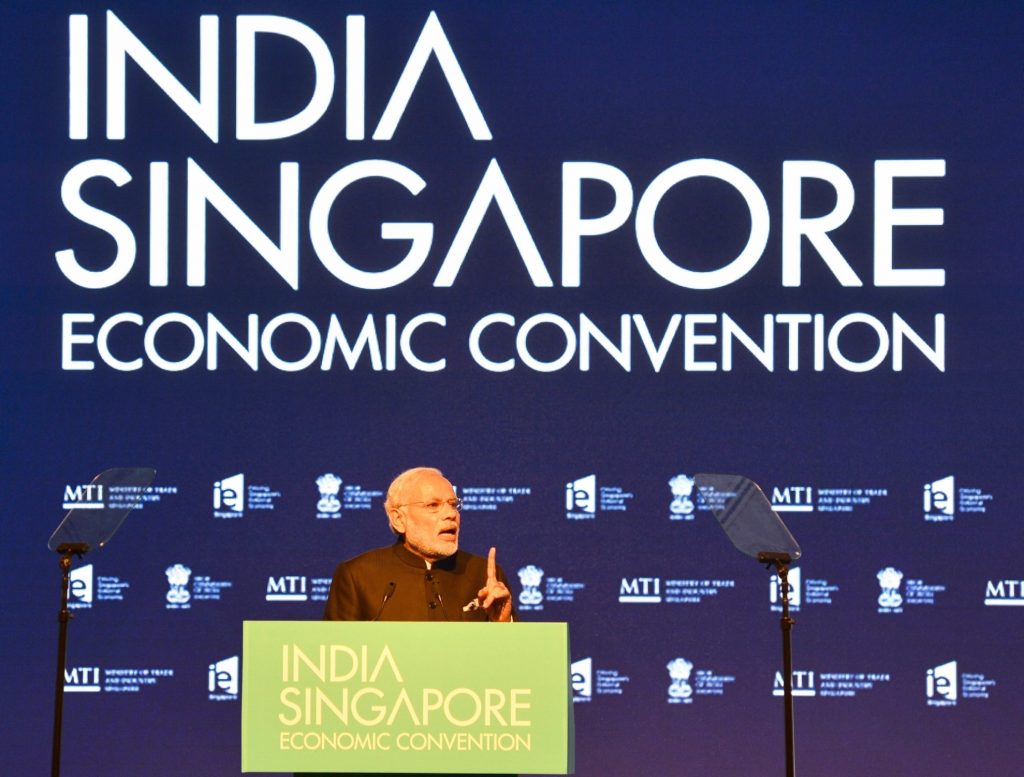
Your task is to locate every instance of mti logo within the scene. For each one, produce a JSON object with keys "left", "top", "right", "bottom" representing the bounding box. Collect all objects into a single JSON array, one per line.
[
  {"left": 773, "top": 669, "right": 816, "bottom": 697},
  {"left": 619, "top": 576, "right": 661, "bottom": 603},
  {"left": 63, "top": 483, "right": 104, "bottom": 509},
  {"left": 984, "top": 579, "right": 1024, "bottom": 606},
  {"left": 771, "top": 486, "right": 813, "bottom": 512},
  {"left": 64, "top": 666, "right": 101, "bottom": 692},
  {"left": 266, "top": 575, "right": 308, "bottom": 601}
]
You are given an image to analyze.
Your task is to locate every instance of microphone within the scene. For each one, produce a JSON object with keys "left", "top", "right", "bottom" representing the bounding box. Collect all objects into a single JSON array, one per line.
[
  {"left": 372, "top": 581, "right": 396, "bottom": 621},
  {"left": 426, "top": 572, "right": 449, "bottom": 621},
  {"left": 434, "top": 589, "right": 449, "bottom": 621}
]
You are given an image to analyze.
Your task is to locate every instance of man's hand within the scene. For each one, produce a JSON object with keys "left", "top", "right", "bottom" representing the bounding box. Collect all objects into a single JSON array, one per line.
[{"left": 477, "top": 546, "right": 513, "bottom": 622}]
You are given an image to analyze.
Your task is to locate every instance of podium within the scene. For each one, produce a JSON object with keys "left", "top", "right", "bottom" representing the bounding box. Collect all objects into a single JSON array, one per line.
[{"left": 242, "top": 621, "right": 574, "bottom": 774}]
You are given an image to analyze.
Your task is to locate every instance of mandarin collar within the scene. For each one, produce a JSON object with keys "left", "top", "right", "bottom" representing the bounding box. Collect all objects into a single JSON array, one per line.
[{"left": 391, "top": 540, "right": 457, "bottom": 571}]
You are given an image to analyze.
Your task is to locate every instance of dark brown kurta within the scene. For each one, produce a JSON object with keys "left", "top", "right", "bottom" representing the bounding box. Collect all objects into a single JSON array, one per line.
[
  {"left": 313, "top": 541, "right": 517, "bottom": 776},
  {"left": 323, "top": 541, "right": 513, "bottom": 623}
]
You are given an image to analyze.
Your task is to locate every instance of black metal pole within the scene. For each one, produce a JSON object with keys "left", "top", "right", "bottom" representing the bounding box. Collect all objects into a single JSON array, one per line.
[
  {"left": 778, "top": 562, "right": 796, "bottom": 777},
  {"left": 52, "top": 550, "right": 74, "bottom": 777},
  {"left": 51, "top": 543, "right": 87, "bottom": 777}
]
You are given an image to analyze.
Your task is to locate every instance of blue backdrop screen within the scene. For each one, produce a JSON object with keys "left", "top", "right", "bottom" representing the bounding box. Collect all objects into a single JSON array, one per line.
[{"left": 2, "top": 2, "right": 1021, "bottom": 775}]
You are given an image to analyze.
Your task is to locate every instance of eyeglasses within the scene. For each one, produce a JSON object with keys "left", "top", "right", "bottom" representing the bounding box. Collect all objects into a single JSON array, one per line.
[{"left": 397, "top": 498, "right": 463, "bottom": 514}]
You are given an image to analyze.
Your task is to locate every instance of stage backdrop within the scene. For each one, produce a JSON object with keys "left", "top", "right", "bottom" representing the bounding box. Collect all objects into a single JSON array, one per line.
[{"left": 2, "top": 2, "right": 1021, "bottom": 775}]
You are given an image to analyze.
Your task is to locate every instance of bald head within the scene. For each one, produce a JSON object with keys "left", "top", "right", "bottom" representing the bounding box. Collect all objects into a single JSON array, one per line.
[
  {"left": 385, "top": 467, "right": 445, "bottom": 531},
  {"left": 384, "top": 467, "right": 460, "bottom": 562}
]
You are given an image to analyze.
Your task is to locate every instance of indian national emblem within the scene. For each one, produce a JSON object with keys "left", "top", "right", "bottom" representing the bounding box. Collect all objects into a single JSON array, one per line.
[
  {"left": 669, "top": 474, "right": 696, "bottom": 518},
  {"left": 517, "top": 564, "right": 544, "bottom": 606},
  {"left": 316, "top": 473, "right": 342, "bottom": 514},
  {"left": 877, "top": 566, "right": 904, "bottom": 608},
  {"left": 667, "top": 657, "right": 694, "bottom": 699},
  {"left": 165, "top": 563, "right": 192, "bottom": 604}
]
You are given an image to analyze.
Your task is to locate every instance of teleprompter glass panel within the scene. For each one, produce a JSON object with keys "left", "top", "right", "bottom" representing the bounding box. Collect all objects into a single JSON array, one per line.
[
  {"left": 695, "top": 474, "right": 801, "bottom": 561},
  {"left": 48, "top": 467, "right": 156, "bottom": 553}
]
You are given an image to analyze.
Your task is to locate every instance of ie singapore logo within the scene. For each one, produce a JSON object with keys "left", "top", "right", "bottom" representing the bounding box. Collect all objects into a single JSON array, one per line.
[
  {"left": 208, "top": 655, "right": 239, "bottom": 700},
  {"left": 565, "top": 475, "right": 596, "bottom": 518},
  {"left": 213, "top": 473, "right": 244, "bottom": 516},
  {"left": 926, "top": 661, "right": 957, "bottom": 706}
]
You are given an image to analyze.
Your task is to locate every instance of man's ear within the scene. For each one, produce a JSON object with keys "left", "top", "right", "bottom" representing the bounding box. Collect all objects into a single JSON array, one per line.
[{"left": 388, "top": 507, "right": 405, "bottom": 534}]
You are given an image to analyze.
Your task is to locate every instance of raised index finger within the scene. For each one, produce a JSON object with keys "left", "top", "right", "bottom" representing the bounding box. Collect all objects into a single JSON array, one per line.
[{"left": 487, "top": 546, "right": 497, "bottom": 583}]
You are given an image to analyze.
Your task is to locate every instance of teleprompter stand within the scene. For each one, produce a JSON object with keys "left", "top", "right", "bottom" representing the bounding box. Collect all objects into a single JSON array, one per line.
[
  {"left": 758, "top": 551, "right": 797, "bottom": 777},
  {"left": 695, "top": 474, "right": 802, "bottom": 777},
  {"left": 47, "top": 467, "right": 156, "bottom": 777},
  {"left": 52, "top": 542, "right": 88, "bottom": 777}
]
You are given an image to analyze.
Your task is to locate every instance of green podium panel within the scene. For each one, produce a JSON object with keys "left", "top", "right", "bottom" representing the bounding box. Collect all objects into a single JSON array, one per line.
[{"left": 242, "top": 621, "right": 573, "bottom": 774}]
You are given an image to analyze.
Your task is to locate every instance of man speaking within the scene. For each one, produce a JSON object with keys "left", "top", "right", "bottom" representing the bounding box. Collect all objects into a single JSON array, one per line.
[
  {"left": 310, "top": 469, "right": 518, "bottom": 777},
  {"left": 324, "top": 467, "right": 514, "bottom": 623}
]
